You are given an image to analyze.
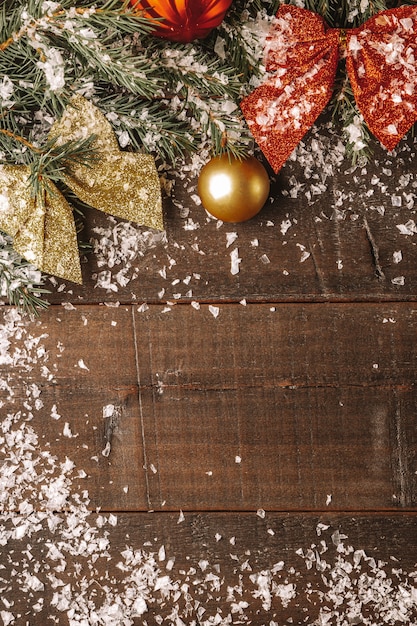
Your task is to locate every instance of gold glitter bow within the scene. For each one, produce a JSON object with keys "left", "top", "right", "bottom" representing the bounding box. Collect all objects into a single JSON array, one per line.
[{"left": 0, "top": 95, "right": 163, "bottom": 284}]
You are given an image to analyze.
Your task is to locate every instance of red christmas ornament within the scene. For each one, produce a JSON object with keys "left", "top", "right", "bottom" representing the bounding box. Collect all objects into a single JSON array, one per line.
[{"left": 130, "top": 0, "right": 233, "bottom": 43}]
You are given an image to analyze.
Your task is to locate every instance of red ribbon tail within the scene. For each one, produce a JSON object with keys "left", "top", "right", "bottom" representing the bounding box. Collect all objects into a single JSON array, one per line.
[{"left": 345, "top": 5, "right": 417, "bottom": 153}]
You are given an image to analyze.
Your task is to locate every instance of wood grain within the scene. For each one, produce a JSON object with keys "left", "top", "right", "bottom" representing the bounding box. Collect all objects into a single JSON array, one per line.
[
  {"left": 135, "top": 303, "right": 417, "bottom": 512},
  {"left": 1, "top": 513, "right": 416, "bottom": 624},
  {"left": 2, "top": 303, "right": 416, "bottom": 512}
]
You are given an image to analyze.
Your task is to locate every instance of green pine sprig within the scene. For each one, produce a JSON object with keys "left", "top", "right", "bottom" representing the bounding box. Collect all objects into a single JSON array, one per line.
[
  {"left": 0, "top": 233, "right": 50, "bottom": 317},
  {"left": 331, "top": 76, "right": 373, "bottom": 165},
  {"left": 303, "top": 0, "right": 389, "bottom": 25}
]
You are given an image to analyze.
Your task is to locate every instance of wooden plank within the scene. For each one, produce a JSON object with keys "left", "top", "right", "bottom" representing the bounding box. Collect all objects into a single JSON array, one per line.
[
  {"left": 1, "top": 512, "right": 417, "bottom": 624},
  {"left": 0, "top": 306, "right": 149, "bottom": 512},
  {"left": 135, "top": 303, "right": 417, "bottom": 511},
  {"left": 2, "top": 303, "right": 416, "bottom": 513},
  {"left": 42, "top": 126, "right": 417, "bottom": 305}
]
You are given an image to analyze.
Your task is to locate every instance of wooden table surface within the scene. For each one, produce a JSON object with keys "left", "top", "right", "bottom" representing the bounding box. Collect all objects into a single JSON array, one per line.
[{"left": 1, "top": 119, "right": 417, "bottom": 624}]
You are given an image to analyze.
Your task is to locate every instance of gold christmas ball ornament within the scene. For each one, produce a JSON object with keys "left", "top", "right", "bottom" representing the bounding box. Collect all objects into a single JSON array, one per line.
[{"left": 197, "top": 154, "right": 270, "bottom": 223}]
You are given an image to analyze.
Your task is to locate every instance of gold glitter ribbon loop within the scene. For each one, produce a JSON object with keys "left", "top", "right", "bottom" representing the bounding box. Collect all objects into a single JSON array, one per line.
[
  {"left": 0, "top": 166, "right": 83, "bottom": 283},
  {"left": 0, "top": 95, "right": 163, "bottom": 284},
  {"left": 51, "top": 95, "right": 163, "bottom": 232},
  {"left": 241, "top": 4, "right": 417, "bottom": 173}
]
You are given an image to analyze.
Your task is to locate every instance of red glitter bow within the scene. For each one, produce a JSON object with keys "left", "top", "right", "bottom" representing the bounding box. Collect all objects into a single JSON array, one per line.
[{"left": 241, "top": 4, "right": 417, "bottom": 173}]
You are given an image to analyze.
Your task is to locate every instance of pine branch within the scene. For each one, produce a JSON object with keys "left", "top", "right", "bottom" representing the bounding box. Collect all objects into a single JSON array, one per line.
[
  {"left": 331, "top": 74, "right": 373, "bottom": 164},
  {"left": 304, "top": 0, "right": 388, "bottom": 25},
  {"left": 300, "top": 1, "right": 325, "bottom": 25},
  {"left": 343, "top": 0, "right": 388, "bottom": 26},
  {"left": 26, "top": 138, "right": 97, "bottom": 208},
  {"left": 0, "top": 0, "right": 258, "bottom": 159},
  {"left": 49, "top": 31, "right": 161, "bottom": 100},
  {"left": 98, "top": 93, "right": 196, "bottom": 163},
  {"left": 0, "top": 233, "right": 50, "bottom": 317},
  {"left": 213, "top": 0, "right": 280, "bottom": 80}
]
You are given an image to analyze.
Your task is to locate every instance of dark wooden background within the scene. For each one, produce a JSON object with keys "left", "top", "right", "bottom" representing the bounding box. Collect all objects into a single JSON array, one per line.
[{"left": 1, "top": 118, "right": 417, "bottom": 623}]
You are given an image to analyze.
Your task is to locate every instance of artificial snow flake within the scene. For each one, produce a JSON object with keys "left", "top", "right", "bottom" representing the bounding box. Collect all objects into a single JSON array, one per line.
[
  {"left": 392, "top": 276, "right": 405, "bottom": 285},
  {"left": 396, "top": 220, "right": 417, "bottom": 235},
  {"left": 209, "top": 305, "right": 220, "bottom": 318},
  {"left": 103, "top": 404, "right": 116, "bottom": 418},
  {"left": 0, "top": 611, "right": 14, "bottom": 626},
  {"left": 0, "top": 76, "right": 14, "bottom": 108},
  {"left": 230, "top": 248, "right": 241, "bottom": 275},
  {"left": 36, "top": 47, "right": 66, "bottom": 91},
  {"left": 226, "top": 232, "right": 238, "bottom": 248},
  {"left": 296, "top": 244, "right": 311, "bottom": 263},
  {"left": 345, "top": 116, "right": 366, "bottom": 151},
  {"left": 63, "top": 422, "right": 74, "bottom": 437},
  {"left": 280, "top": 219, "right": 292, "bottom": 235},
  {"left": 101, "top": 441, "right": 111, "bottom": 457}
]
